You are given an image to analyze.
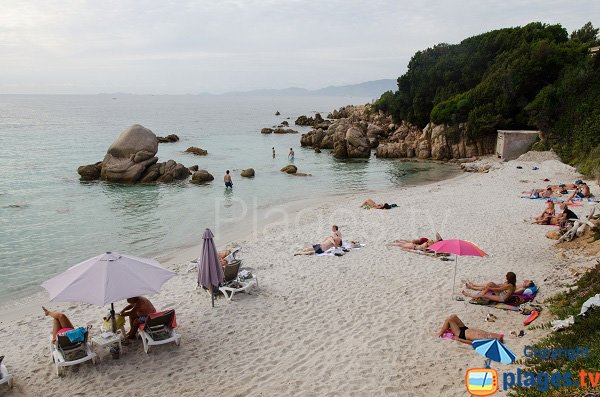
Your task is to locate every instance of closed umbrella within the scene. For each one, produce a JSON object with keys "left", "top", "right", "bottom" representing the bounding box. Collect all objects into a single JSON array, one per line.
[
  {"left": 197, "top": 229, "right": 223, "bottom": 307},
  {"left": 41, "top": 252, "right": 175, "bottom": 332},
  {"left": 427, "top": 239, "right": 488, "bottom": 299}
]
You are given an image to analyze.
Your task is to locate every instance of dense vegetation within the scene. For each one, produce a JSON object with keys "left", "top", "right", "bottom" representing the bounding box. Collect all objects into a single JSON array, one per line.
[{"left": 375, "top": 22, "right": 600, "bottom": 176}]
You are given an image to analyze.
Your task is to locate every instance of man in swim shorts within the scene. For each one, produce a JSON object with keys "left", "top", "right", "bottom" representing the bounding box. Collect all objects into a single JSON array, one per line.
[
  {"left": 224, "top": 170, "right": 233, "bottom": 189},
  {"left": 120, "top": 296, "right": 156, "bottom": 339}
]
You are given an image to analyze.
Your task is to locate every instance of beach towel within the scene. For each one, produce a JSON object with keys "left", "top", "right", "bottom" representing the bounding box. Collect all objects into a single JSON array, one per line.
[
  {"left": 139, "top": 310, "right": 177, "bottom": 331},
  {"left": 469, "top": 293, "right": 537, "bottom": 311},
  {"left": 316, "top": 242, "right": 364, "bottom": 257},
  {"left": 64, "top": 327, "right": 86, "bottom": 343}
]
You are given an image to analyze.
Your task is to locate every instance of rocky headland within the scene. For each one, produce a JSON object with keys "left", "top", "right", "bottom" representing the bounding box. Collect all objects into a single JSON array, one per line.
[{"left": 299, "top": 104, "right": 497, "bottom": 161}]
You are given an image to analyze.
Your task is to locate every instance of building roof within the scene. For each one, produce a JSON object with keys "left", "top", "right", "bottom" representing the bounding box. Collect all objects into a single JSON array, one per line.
[{"left": 497, "top": 130, "right": 539, "bottom": 135}]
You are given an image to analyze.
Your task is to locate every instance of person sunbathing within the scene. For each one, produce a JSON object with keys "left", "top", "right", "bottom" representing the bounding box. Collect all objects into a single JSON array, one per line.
[
  {"left": 390, "top": 233, "right": 442, "bottom": 251},
  {"left": 466, "top": 278, "right": 537, "bottom": 295},
  {"left": 566, "top": 182, "right": 592, "bottom": 202},
  {"left": 331, "top": 225, "right": 342, "bottom": 247},
  {"left": 532, "top": 201, "right": 556, "bottom": 224},
  {"left": 119, "top": 296, "right": 156, "bottom": 339},
  {"left": 462, "top": 272, "right": 517, "bottom": 303},
  {"left": 43, "top": 307, "right": 76, "bottom": 343},
  {"left": 218, "top": 250, "right": 231, "bottom": 267},
  {"left": 522, "top": 187, "right": 553, "bottom": 198},
  {"left": 437, "top": 314, "right": 504, "bottom": 344},
  {"left": 295, "top": 236, "right": 336, "bottom": 255},
  {"left": 360, "top": 198, "right": 396, "bottom": 209}
]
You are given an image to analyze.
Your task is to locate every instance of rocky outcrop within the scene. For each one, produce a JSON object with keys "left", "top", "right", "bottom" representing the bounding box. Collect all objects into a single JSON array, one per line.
[
  {"left": 157, "top": 134, "right": 179, "bottom": 143},
  {"left": 77, "top": 124, "right": 191, "bottom": 184},
  {"left": 261, "top": 128, "right": 273, "bottom": 134},
  {"left": 241, "top": 168, "right": 255, "bottom": 177},
  {"left": 332, "top": 123, "right": 370, "bottom": 159},
  {"left": 185, "top": 146, "right": 208, "bottom": 156},
  {"left": 295, "top": 113, "right": 324, "bottom": 127},
  {"left": 281, "top": 121, "right": 289, "bottom": 127},
  {"left": 275, "top": 111, "right": 280, "bottom": 116},
  {"left": 188, "top": 165, "right": 199, "bottom": 172},
  {"left": 190, "top": 170, "right": 214, "bottom": 184},
  {"left": 280, "top": 165, "right": 297, "bottom": 174}
]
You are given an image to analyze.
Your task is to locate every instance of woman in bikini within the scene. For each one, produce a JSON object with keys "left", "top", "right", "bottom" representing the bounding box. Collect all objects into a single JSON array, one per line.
[
  {"left": 437, "top": 314, "right": 504, "bottom": 344},
  {"left": 532, "top": 201, "right": 556, "bottom": 225},
  {"left": 466, "top": 278, "right": 536, "bottom": 295},
  {"left": 462, "top": 272, "right": 517, "bottom": 303},
  {"left": 43, "top": 307, "right": 75, "bottom": 343}
]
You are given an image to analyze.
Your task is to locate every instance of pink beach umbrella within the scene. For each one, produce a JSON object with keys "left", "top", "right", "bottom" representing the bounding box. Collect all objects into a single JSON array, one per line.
[
  {"left": 427, "top": 239, "right": 488, "bottom": 299},
  {"left": 197, "top": 228, "right": 224, "bottom": 307}
]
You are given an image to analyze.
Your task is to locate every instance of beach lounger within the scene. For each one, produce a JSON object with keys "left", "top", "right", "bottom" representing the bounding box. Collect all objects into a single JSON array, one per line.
[
  {"left": 0, "top": 356, "right": 13, "bottom": 389},
  {"left": 138, "top": 309, "right": 181, "bottom": 354},
  {"left": 218, "top": 260, "right": 258, "bottom": 301},
  {"left": 49, "top": 328, "right": 97, "bottom": 376}
]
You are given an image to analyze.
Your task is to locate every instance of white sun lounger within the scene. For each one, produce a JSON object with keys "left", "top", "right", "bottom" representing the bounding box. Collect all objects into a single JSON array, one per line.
[
  {"left": 137, "top": 310, "right": 181, "bottom": 354},
  {"left": 49, "top": 329, "right": 97, "bottom": 376},
  {"left": 218, "top": 260, "right": 258, "bottom": 301},
  {"left": 0, "top": 361, "right": 13, "bottom": 389}
]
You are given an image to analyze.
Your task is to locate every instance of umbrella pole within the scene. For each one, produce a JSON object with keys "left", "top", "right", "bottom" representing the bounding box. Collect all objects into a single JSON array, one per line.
[
  {"left": 110, "top": 303, "right": 117, "bottom": 333},
  {"left": 210, "top": 286, "right": 214, "bottom": 308},
  {"left": 451, "top": 256, "right": 458, "bottom": 299}
]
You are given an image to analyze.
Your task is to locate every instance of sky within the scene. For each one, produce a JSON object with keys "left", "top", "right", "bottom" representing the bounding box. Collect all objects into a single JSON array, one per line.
[{"left": 0, "top": 0, "right": 597, "bottom": 94}]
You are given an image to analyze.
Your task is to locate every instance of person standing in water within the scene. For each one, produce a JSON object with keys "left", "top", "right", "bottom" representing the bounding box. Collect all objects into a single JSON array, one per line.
[
  {"left": 288, "top": 148, "right": 294, "bottom": 162},
  {"left": 272, "top": 147, "right": 276, "bottom": 158},
  {"left": 224, "top": 170, "right": 233, "bottom": 189}
]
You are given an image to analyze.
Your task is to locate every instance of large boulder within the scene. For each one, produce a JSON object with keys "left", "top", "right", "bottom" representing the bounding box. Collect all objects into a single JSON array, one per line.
[
  {"left": 190, "top": 170, "right": 214, "bottom": 184},
  {"left": 333, "top": 124, "right": 370, "bottom": 159},
  {"left": 241, "top": 168, "right": 255, "bottom": 177},
  {"left": 261, "top": 128, "right": 273, "bottom": 134},
  {"left": 139, "top": 160, "right": 191, "bottom": 183},
  {"left": 273, "top": 128, "right": 298, "bottom": 134},
  {"left": 280, "top": 165, "right": 297, "bottom": 174},
  {"left": 77, "top": 161, "right": 102, "bottom": 181},
  {"left": 185, "top": 146, "right": 208, "bottom": 156},
  {"left": 100, "top": 124, "right": 160, "bottom": 183}
]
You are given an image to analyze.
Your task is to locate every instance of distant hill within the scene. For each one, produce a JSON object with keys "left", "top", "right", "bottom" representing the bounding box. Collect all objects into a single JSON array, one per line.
[{"left": 220, "top": 79, "right": 397, "bottom": 98}]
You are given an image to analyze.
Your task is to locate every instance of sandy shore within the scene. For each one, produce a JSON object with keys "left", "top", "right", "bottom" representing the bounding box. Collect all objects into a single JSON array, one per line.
[{"left": 1, "top": 155, "right": 598, "bottom": 397}]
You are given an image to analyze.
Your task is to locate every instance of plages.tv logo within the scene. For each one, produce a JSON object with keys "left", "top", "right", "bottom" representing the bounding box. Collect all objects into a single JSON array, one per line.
[
  {"left": 466, "top": 367, "right": 498, "bottom": 396},
  {"left": 465, "top": 345, "right": 593, "bottom": 395}
]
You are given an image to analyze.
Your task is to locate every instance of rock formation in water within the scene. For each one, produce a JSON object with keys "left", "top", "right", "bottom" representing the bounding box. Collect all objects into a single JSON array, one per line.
[
  {"left": 185, "top": 146, "right": 208, "bottom": 156},
  {"left": 280, "top": 165, "right": 297, "bottom": 174},
  {"left": 77, "top": 124, "right": 191, "bottom": 183},
  {"left": 295, "top": 113, "right": 325, "bottom": 127},
  {"left": 241, "top": 168, "right": 255, "bottom": 177},
  {"left": 157, "top": 134, "right": 179, "bottom": 143},
  {"left": 190, "top": 170, "right": 214, "bottom": 184}
]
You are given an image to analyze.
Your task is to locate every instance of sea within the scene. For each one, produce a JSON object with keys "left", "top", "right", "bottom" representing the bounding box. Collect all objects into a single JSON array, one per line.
[{"left": 0, "top": 94, "right": 459, "bottom": 301}]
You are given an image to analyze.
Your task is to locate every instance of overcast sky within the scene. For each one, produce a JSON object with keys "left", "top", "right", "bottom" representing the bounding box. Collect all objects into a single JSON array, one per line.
[{"left": 0, "top": 0, "right": 597, "bottom": 94}]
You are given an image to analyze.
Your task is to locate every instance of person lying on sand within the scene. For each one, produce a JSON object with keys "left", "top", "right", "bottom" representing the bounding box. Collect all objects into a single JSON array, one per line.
[
  {"left": 532, "top": 200, "right": 556, "bottom": 225},
  {"left": 522, "top": 187, "right": 553, "bottom": 199},
  {"left": 462, "top": 272, "right": 517, "bottom": 303},
  {"left": 120, "top": 296, "right": 156, "bottom": 339},
  {"left": 466, "top": 278, "right": 537, "bottom": 295},
  {"left": 389, "top": 233, "right": 442, "bottom": 251},
  {"left": 548, "top": 183, "right": 577, "bottom": 191},
  {"left": 43, "top": 307, "right": 75, "bottom": 343},
  {"left": 295, "top": 236, "right": 337, "bottom": 255},
  {"left": 360, "top": 198, "right": 397, "bottom": 209},
  {"left": 437, "top": 314, "right": 504, "bottom": 344}
]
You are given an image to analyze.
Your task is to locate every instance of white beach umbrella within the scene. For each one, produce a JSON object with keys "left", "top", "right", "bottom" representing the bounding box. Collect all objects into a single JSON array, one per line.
[
  {"left": 41, "top": 252, "right": 175, "bottom": 332},
  {"left": 41, "top": 252, "right": 175, "bottom": 305}
]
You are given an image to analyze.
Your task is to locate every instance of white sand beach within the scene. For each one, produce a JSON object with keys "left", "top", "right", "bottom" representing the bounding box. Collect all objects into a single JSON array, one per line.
[{"left": 1, "top": 155, "right": 598, "bottom": 397}]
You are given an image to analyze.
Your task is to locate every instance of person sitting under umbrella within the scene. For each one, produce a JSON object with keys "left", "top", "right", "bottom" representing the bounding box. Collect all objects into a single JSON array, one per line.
[
  {"left": 43, "top": 307, "right": 75, "bottom": 343},
  {"left": 437, "top": 314, "right": 504, "bottom": 344},
  {"left": 462, "top": 272, "right": 517, "bottom": 303},
  {"left": 119, "top": 296, "right": 156, "bottom": 339}
]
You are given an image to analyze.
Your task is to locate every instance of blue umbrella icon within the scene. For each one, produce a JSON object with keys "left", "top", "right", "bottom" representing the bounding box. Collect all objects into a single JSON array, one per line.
[
  {"left": 472, "top": 339, "right": 516, "bottom": 364},
  {"left": 471, "top": 339, "right": 516, "bottom": 390}
]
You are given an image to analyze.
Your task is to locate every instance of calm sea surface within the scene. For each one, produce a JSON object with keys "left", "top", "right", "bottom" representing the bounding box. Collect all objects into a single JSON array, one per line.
[{"left": 0, "top": 94, "right": 459, "bottom": 300}]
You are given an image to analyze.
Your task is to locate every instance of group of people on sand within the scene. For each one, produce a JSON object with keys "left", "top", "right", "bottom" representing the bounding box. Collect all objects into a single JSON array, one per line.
[
  {"left": 523, "top": 179, "right": 593, "bottom": 203},
  {"left": 438, "top": 273, "right": 538, "bottom": 343},
  {"left": 45, "top": 296, "right": 156, "bottom": 342},
  {"left": 532, "top": 201, "right": 578, "bottom": 226}
]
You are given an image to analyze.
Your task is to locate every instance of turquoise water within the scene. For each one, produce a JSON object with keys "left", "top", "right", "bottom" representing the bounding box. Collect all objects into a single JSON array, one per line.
[{"left": 0, "top": 95, "right": 459, "bottom": 299}]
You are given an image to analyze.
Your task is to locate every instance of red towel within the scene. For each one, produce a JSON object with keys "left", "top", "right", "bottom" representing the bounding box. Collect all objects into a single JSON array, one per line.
[{"left": 138, "top": 310, "right": 177, "bottom": 331}]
